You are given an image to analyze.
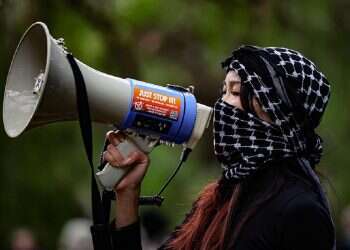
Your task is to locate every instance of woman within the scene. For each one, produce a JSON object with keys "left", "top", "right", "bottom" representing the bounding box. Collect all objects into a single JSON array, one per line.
[{"left": 105, "top": 46, "right": 335, "bottom": 249}]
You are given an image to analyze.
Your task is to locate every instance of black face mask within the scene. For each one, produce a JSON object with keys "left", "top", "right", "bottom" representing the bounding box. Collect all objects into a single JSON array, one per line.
[{"left": 213, "top": 98, "right": 293, "bottom": 180}]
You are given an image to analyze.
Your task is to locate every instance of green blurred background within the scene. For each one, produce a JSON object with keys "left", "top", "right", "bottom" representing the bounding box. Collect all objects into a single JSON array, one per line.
[{"left": 0, "top": 0, "right": 349, "bottom": 249}]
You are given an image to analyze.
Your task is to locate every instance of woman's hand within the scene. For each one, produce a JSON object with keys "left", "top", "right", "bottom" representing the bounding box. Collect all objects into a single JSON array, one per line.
[
  {"left": 103, "top": 130, "right": 150, "bottom": 228},
  {"left": 103, "top": 130, "right": 150, "bottom": 194}
]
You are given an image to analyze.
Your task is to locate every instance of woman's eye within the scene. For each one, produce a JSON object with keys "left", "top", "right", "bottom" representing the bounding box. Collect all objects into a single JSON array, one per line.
[{"left": 231, "top": 91, "right": 240, "bottom": 96}]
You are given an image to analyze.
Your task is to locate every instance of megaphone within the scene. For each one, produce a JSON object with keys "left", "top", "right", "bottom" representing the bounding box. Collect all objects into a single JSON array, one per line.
[{"left": 3, "top": 22, "right": 213, "bottom": 190}]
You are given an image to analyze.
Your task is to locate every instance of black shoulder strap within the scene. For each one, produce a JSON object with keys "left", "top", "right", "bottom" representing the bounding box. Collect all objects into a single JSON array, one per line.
[{"left": 66, "top": 53, "right": 112, "bottom": 250}]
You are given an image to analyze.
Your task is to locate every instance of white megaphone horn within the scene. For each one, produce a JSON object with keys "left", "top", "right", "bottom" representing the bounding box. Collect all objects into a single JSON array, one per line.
[{"left": 2, "top": 22, "right": 213, "bottom": 190}]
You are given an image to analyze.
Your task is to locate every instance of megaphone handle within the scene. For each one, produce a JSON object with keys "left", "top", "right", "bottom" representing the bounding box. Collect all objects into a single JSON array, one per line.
[{"left": 96, "top": 137, "right": 150, "bottom": 191}]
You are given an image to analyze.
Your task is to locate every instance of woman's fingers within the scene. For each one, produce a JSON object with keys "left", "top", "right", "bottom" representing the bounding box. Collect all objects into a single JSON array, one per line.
[
  {"left": 106, "top": 144, "right": 125, "bottom": 165},
  {"left": 115, "top": 152, "right": 150, "bottom": 191},
  {"left": 102, "top": 130, "right": 151, "bottom": 193},
  {"left": 106, "top": 130, "right": 125, "bottom": 146},
  {"left": 103, "top": 150, "right": 120, "bottom": 167},
  {"left": 119, "top": 151, "right": 138, "bottom": 166},
  {"left": 104, "top": 131, "right": 129, "bottom": 166},
  {"left": 105, "top": 147, "right": 146, "bottom": 167}
]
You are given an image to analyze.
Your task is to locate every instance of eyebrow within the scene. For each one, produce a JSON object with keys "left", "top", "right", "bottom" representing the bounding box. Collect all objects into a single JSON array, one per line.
[
  {"left": 227, "top": 80, "right": 241, "bottom": 84},
  {"left": 222, "top": 80, "right": 241, "bottom": 92}
]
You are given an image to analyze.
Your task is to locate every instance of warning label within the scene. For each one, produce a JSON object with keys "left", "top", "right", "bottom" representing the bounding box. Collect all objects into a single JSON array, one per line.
[{"left": 132, "top": 87, "right": 181, "bottom": 120}]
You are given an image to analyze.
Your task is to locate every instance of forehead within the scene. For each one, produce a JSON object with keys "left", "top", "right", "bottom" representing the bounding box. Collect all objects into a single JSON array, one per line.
[{"left": 225, "top": 70, "right": 241, "bottom": 83}]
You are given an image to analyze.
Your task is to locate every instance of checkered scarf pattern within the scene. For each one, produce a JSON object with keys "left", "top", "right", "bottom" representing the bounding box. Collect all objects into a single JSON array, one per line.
[{"left": 214, "top": 46, "right": 331, "bottom": 181}]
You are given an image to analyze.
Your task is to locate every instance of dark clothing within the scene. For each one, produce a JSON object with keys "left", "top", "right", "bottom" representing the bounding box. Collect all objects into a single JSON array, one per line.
[
  {"left": 337, "top": 240, "right": 350, "bottom": 250},
  {"left": 111, "top": 162, "right": 335, "bottom": 250},
  {"left": 111, "top": 220, "right": 142, "bottom": 250},
  {"left": 232, "top": 176, "right": 334, "bottom": 249}
]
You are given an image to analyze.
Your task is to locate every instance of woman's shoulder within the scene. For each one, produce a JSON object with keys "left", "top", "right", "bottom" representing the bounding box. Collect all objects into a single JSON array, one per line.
[
  {"left": 248, "top": 162, "right": 331, "bottom": 222},
  {"left": 277, "top": 182, "right": 335, "bottom": 249},
  {"left": 261, "top": 171, "right": 334, "bottom": 249},
  {"left": 232, "top": 170, "right": 334, "bottom": 250},
  {"left": 279, "top": 181, "right": 328, "bottom": 218},
  {"left": 272, "top": 170, "right": 324, "bottom": 214}
]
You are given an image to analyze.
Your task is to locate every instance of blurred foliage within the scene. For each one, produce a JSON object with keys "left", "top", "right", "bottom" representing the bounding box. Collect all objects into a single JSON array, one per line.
[{"left": 0, "top": 0, "right": 349, "bottom": 249}]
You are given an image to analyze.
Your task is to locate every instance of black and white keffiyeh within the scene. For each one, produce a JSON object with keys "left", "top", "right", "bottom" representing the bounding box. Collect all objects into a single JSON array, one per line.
[{"left": 213, "top": 45, "right": 331, "bottom": 181}]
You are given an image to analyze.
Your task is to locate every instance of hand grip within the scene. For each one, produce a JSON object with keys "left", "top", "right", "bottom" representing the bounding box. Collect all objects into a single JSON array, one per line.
[{"left": 96, "top": 138, "right": 139, "bottom": 191}]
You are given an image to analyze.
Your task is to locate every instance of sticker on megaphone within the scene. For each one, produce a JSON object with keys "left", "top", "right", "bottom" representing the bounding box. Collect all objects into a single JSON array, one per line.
[{"left": 119, "top": 79, "right": 197, "bottom": 144}]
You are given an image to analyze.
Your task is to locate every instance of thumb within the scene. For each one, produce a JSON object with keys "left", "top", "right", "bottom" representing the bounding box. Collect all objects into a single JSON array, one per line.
[{"left": 120, "top": 151, "right": 141, "bottom": 166}]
